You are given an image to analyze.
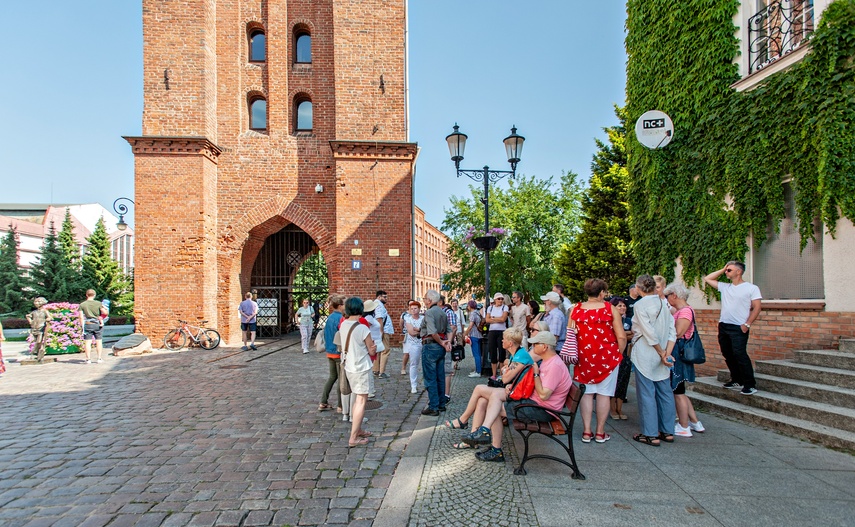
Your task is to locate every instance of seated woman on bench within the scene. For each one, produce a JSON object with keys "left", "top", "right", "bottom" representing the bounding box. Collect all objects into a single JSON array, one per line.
[
  {"left": 454, "top": 330, "right": 573, "bottom": 462},
  {"left": 445, "top": 327, "right": 531, "bottom": 444}
]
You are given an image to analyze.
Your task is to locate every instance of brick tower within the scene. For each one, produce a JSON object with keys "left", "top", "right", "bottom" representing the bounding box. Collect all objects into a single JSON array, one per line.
[{"left": 126, "top": 0, "right": 416, "bottom": 343}]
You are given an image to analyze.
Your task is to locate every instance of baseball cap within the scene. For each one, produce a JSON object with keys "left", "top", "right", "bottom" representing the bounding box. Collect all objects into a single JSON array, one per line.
[
  {"left": 527, "top": 331, "right": 557, "bottom": 347},
  {"left": 540, "top": 291, "right": 561, "bottom": 304}
]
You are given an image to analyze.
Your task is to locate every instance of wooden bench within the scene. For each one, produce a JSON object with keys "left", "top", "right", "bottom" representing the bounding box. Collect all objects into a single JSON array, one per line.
[{"left": 510, "top": 382, "right": 586, "bottom": 478}]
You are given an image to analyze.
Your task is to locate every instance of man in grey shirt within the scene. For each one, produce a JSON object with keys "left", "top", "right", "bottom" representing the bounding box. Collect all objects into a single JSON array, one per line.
[{"left": 421, "top": 290, "right": 451, "bottom": 415}]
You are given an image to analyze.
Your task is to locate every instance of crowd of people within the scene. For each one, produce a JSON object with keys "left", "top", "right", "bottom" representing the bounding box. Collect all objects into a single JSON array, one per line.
[{"left": 306, "top": 259, "right": 762, "bottom": 455}]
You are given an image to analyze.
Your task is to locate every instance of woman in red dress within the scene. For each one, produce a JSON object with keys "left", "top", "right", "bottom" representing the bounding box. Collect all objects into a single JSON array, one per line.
[{"left": 567, "top": 279, "right": 627, "bottom": 443}]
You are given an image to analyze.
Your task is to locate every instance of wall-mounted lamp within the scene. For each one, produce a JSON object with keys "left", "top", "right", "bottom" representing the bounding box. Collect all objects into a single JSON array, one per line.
[
  {"left": 315, "top": 183, "right": 324, "bottom": 193},
  {"left": 112, "top": 197, "right": 136, "bottom": 231}
]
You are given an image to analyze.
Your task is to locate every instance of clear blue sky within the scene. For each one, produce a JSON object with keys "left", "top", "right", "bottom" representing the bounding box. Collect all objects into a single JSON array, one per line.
[{"left": 0, "top": 1, "right": 627, "bottom": 229}]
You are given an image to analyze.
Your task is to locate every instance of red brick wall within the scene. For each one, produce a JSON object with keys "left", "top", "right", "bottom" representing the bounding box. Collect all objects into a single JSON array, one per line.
[
  {"left": 132, "top": 1, "right": 415, "bottom": 344},
  {"left": 693, "top": 307, "right": 855, "bottom": 376}
]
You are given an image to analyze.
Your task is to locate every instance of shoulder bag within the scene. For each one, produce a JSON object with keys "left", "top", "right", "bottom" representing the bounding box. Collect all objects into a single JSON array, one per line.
[
  {"left": 314, "top": 329, "right": 326, "bottom": 353},
  {"left": 559, "top": 307, "right": 579, "bottom": 365},
  {"left": 678, "top": 308, "right": 706, "bottom": 365},
  {"left": 339, "top": 323, "right": 358, "bottom": 396}
]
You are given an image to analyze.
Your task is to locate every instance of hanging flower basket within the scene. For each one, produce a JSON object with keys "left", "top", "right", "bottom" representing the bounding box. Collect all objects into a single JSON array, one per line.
[
  {"left": 473, "top": 236, "right": 500, "bottom": 251},
  {"left": 464, "top": 227, "right": 506, "bottom": 251}
]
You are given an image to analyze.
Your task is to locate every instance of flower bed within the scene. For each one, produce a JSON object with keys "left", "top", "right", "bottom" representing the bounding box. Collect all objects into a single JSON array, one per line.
[{"left": 26, "top": 302, "right": 85, "bottom": 355}]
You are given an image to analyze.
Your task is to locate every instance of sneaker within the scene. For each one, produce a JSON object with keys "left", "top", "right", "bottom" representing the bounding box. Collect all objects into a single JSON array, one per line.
[
  {"left": 368, "top": 393, "right": 376, "bottom": 399},
  {"left": 443, "top": 395, "right": 452, "bottom": 404},
  {"left": 241, "top": 346, "right": 249, "bottom": 351},
  {"left": 97, "top": 359, "right": 104, "bottom": 364},
  {"left": 462, "top": 426, "right": 492, "bottom": 446},
  {"left": 400, "top": 369, "right": 407, "bottom": 375},
  {"left": 343, "top": 414, "right": 349, "bottom": 422},
  {"left": 438, "top": 406, "right": 446, "bottom": 412},
  {"left": 378, "top": 372, "right": 390, "bottom": 379},
  {"left": 467, "top": 371, "right": 481, "bottom": 378},
  {"left": 723, "top": 381, "right": 742, "bottom": 390},
  {"left": 85, "top": 360, "right": 92, "bottom": 364},
  {"left": 741, "top": 387, "right": 758, "bottom": 396},
  {"left": 476, "top": 447, "right": 505, "bottom": 462},
  {"left": 373, "top": 371, "right": 380, "bottom": 377},
  {"left": 250, "top": 344, "right": 258, "bottom": 350},
  {"left": 689, "top": 420, "right": 705, "bottom": 433},
  {"left": 302, "top": 349, "right": 310, "bottom": 354},
  {"left": 675, "top": 423, "right": 693, "bottom": 437},
  {"left": 410, "top": 387, "right": 418, "bottom": 394},
  {"left": 421, "top": 407, "right": 439, "bottom": 416}
]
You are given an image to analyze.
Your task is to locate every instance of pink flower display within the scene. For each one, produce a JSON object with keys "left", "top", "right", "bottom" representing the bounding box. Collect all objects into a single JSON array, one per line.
[{"left": 26, "top": 302, "right": 85, "bottom": 355}]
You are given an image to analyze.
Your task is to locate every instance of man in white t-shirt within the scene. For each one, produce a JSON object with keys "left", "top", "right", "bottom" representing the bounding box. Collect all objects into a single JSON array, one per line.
[
  {"left": 509, "top": 291, "right": 531, "bottom": 347},
  {"left": 704, "top": 260, "right": 763, "bottom": 395},
  {"left": 552, "top": 283, "right": 572, "bottom": 315}
]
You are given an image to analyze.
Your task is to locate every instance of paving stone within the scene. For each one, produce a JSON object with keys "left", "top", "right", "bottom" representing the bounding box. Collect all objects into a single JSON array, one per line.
[{"left": 242, "top": 509, "right": 275, "bottom": 526}]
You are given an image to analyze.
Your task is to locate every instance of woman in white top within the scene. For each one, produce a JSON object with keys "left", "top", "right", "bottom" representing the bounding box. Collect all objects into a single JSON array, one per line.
[
  {"left": 630, "top": 274, "right": 677, "bottom": 447},
  {"left": 362, "top": 300, "right": 385, "bottom": 397},
  {"left": 485, "top": 292, "right": 510, "bottom": 377},
  {"left": 340, "top": 297, "right": 377, "bottom": 447},
  {"left": 296, "top": 298, "right": 315, "bottom": 354},
  {"left": 403, "top": 301, "right": 425, "bottom": 394}
]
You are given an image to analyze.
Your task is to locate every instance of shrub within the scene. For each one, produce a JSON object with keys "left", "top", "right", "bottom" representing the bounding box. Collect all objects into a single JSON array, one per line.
[{"left": 26, "top": 302, "right": 84, "bottom": 355}]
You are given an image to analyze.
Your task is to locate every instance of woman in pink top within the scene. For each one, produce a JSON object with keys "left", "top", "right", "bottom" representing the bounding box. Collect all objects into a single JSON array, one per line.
[{"left": 664, "top": 283, "right": 705, "bottom": 437}]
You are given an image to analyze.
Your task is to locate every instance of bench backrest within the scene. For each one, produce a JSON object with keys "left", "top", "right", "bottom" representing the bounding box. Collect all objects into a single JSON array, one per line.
[{"left": 565, "top": 382, "right": 586, "bottom": 414}]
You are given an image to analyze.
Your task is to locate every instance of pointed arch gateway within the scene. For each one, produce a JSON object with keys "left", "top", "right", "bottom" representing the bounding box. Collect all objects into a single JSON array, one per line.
[{"left": 236, "top": 202, "right": 333, "bottom": 339}]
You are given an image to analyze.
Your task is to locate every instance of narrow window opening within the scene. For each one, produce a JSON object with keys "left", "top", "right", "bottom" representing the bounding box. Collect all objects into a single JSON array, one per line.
[
  {"left": 249, "top": 30, "right": 266, "bottom": 62},
  {"left": 250, "top": 98, "right": 267, "bottom": 131}
]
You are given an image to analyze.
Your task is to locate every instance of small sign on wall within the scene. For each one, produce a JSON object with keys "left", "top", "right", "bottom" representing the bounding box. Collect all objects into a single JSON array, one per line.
[
  {"left": 351, "top": 248, "right": 363, "bottom": 256},
  {"left": 351, "top": 260, "right": 362, "bottom": 270},
  {"left": 388, "top": 249, "right": 400, "bottom": 257}
]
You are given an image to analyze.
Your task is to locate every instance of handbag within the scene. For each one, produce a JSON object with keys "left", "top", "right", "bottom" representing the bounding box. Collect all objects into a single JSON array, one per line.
[
  {"left": 339, "top": 323, "right": 358, "bottom": 396},
  {"left": 678, "top": 309, "right": 706, "bottom": 365},
  {"left": 451, "top": 344, "right": 466, "bottom": 362},
  {"left": 559, "top": 310, "right": 579, "bottom": 365},
  {"left": 508, "top": 366, "right": 535, "bottom": 401},
  {"left": 314, "top": 329, "right": 326, "bottom": 353}
]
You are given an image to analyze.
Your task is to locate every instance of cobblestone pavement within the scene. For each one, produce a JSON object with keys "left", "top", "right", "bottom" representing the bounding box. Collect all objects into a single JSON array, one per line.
[
  {"left": 408, "top": 371, "right": 539, "bottom": 527},
  {"left": 0, "top": 337, "right": 423, "bottom": 527}
]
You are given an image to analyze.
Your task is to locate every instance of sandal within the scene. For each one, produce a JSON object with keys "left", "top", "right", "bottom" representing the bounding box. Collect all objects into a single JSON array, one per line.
[
  {"left": 451, "top": 442, "right": 474, "bottom": 449},
  {"left": 595, "top": 433, "right": 611, "bottom": 443},
  {"left": 610, "top": 413, "right": 620, "bottom": 420},
  {"left": 348, "top": 438, "right": 369, "bottom": 447},
  {"left": 619, "top": 414, "right": 628, "bottom": 420},
  {"left": 318, "top": 403, "right": 331, "bottom": 411},
  {"left": 633, "top": 434, "right": 660, "bottom": 447},
  {"left": 445, "top": 418, "right": 468, "bottom": 430},
  {"left": 581, "top": 432, "right": 594, "bottom": 443},
  {"left": 357, "top": 430, "right": 373, "bottom": 438},
  {"left": 658, "top": 432, "right": 675, "bottom": 443}
]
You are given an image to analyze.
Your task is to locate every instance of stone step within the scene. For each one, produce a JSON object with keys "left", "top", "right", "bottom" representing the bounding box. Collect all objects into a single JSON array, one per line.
[
  {"left": 794, "top": 350, "right": 855, "bottom": 371},
  {"left": 752, "top": 373, "right": 855, "bottom": 409},
  {"left": 692, "top": 377, "right": 855, "bottom": 433},
  {"left": 688, "top": 390, "right": 855, "bottom": 451},
  {"left": 840, "top": 338, "right": 855, "bottom": 354},
  {"left": 756, "top": 360, "right": 855, "bottom": 390}
]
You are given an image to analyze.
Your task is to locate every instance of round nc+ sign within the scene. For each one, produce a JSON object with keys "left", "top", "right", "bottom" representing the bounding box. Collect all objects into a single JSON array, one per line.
[{"left": 635, "top": 110, "right": 674, "bottom": 149}]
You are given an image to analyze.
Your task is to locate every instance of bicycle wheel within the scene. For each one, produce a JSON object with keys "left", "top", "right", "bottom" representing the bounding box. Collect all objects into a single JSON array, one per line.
[
  {"left": 164, "top": 329, "right": 186, "bottom": 350},
  {"left": 199, "top": 329, "right": 221, "bottom": 350}
]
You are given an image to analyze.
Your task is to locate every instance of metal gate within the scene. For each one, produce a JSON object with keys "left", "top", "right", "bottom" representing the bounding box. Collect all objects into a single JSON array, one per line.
[{"left": 250, "top": 225, "right": 329, "bottom": 338}]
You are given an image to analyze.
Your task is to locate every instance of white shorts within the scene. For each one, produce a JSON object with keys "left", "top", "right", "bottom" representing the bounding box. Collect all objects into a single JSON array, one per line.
[
  {"left": 346, "top": 369, "right": 372, "bottom": 395},
  {"left": 584, "top": 366, "right": 620, "bottom": 397}
]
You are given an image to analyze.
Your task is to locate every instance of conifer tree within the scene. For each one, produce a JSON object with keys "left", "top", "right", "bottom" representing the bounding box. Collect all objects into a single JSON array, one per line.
[
  {"left": 554, "top": 106, "right": 635, "bottom": 302},
  {"left": 57, "top": 208, "right": 86, "bottom": 299},
  {"left": 81, "top": 217, "right": 132, "bottom": 314},
  {"left": 0, "top": 225, "right": 29, "bottom": 314},
  {"left": 29, "top": 221, "right": 73, "bottom": 302}
]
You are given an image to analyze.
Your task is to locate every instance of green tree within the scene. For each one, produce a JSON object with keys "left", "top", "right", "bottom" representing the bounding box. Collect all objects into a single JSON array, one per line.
[
  {"left": 554, "top": 106, "right": 635, "bottom": 301},
  {"left": 56, "top": 208, "right": 87, "bottom": 300},
  {"left": 28, "top": 221, "right": 74, "bottom": 302},
  {"left": 0, "top": 226, "right": 29, "bottom": 314},
  {"left": 81, "top": 217, "right": 132, "bottom": 315},
  {"left": 441, "top": 172, "right": 584, "bottom": 301}
]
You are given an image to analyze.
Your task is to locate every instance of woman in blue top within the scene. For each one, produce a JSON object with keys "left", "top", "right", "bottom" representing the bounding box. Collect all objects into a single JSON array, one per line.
[{"left": 444, "top": 327, "right": 530, "bottom": 448}]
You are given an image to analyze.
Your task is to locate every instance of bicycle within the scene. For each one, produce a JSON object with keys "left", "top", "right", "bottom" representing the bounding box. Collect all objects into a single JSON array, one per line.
[{"left": 163, "top": 319, "right": 221, "bottom": 350}]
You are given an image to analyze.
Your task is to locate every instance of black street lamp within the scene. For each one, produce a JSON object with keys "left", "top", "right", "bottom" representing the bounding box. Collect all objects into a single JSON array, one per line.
[
  {"left": 445, "top": 124, "right": 525, "bottom": 301},
  {"left": 112, "top": 197, "right": 135, "bottom": 231}
]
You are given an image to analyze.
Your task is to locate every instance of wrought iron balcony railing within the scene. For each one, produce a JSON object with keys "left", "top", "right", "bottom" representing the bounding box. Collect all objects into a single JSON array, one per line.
[{"left": 748, "top": 0, "right": 814, "bottom": 74}]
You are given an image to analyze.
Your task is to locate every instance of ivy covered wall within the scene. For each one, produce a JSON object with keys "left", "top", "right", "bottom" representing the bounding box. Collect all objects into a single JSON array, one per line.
[{"left": 625, "top": 0, "right": 855, "bottom": 287}]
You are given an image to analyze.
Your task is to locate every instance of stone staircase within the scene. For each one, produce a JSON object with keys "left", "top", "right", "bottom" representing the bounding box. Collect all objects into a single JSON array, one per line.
[{"left": 689, "top": 338, "right": 855, "bottom": 451}]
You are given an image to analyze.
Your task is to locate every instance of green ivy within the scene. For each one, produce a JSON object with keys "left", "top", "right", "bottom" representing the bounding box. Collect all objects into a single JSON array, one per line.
[{"left": 626, "top": 0, "right": 855, "bottom": 287}]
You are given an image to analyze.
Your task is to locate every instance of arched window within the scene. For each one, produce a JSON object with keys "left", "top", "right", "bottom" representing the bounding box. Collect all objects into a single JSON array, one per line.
[
  {"left": 295, "top": 32, "right": 311, "bottom": 63},
  {"left": 250, "top": 97, "right": 267, "bottom": 131},
  {"left": 249, "top": 30, "right": 266, "bottom": 62},
  {"left": 295, "top": 98, "right": 312, "bottom": 131}
]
